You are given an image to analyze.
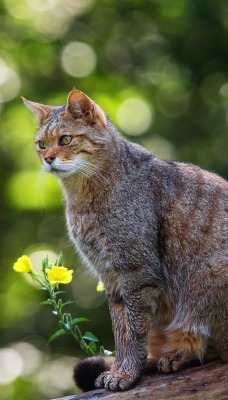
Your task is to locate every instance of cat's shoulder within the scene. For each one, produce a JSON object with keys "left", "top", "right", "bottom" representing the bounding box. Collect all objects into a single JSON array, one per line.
[{"left": 124, "top": 139, "right": 227, "bottom": 190}]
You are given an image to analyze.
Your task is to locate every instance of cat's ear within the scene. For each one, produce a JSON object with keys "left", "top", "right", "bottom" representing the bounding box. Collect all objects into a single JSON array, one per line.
[
  {"left": 22, "top": 97, "right": 53, "bottom": 123},
  {"left": 65, "top": 89, "right": 106, "bottom": 127}
]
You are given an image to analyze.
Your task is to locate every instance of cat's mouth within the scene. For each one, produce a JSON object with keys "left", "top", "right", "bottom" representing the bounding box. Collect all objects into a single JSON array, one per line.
[
  {"left": 51, "top": 168, "right": 73, "bottom": 179},
  {"left": 45, "top": 164, "right": 62, "bottom": 173},
  {"left": 43, "top": 163, "right": 72, "bottom": 178},
  {"left": 50, "top": 166, "right": 62, "bottom": 172},
  {"left": 51, "top": 166, "right": 70, "bottom": 176}
]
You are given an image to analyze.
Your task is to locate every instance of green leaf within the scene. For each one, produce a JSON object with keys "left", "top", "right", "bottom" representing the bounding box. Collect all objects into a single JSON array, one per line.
[
  {"left": 89, "top": 341, "right": 97, "bottom": 353},
  {"left": 52, "top": 290, "right": 66, "bottom": 298},
  {"left": 48, "top": 329, "right": 66, "bottom": 343},
  {"left": 71, "top": 317, "right": 90, "bottom": 326},
  {"left": 42, "top": 256, "right": 49, "bottom": 271},
  {"left": 80, "top": 340, "right": 88, "bottom": 352},
  {"left": 83, "top": 331, "right": 99, "bottom": 342},
  {"left": 40, "top": 300, "right": 53, "bottom": 306},
  {"left": 99, "top": 345, "right": 105, "bottom": 356},
  {"left": 57, "top": 252, "right": 63, "bottom": 266},
  {"left": 74, "top": 325, "right": 82, "bottom": 339},
  {"left": 61, "top": 300, "right": 74, "bottom": 308}
]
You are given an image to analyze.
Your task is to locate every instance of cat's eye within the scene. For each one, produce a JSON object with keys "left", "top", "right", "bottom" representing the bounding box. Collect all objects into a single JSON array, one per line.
[
  {"left": 59, "top": 135, "right": 72, "bottom": 146},
  {"left": 39, "top": 140, "right": 46, "bottom": 149}
]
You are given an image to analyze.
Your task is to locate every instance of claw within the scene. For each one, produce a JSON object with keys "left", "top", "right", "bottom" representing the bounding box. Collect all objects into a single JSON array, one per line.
[
  {"left": 158, "top": 351, "right": 196, "bottom": 374},
  {"left": 95, "top": 370, "right": 139, "bottom": 391}
]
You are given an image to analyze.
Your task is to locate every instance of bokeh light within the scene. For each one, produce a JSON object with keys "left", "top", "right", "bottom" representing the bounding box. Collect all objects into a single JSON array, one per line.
[
  {"left": 0, "top": 348, "right": 23, "bottom": 384},
  {"left": 200, "top": 73, "right": 227, "bottom": 109},
  {"left": 4, "top": 0, "right": 33, "bottom": 19},
  {"left": 156, "top": 81, "right": 190, "bottom": 118},
  {"left": 12, "top": 342, "right": 42, "bottom": 377},
  {"left": 141, "top": 136, "right": 177, "bottom": 160},
  {"left": 26, "top": 247, "right": 59, "bottom": 275},
  {"left": 117, "top": 98, "right": 153, "bottom": 136},
  {"left": 5, "top": 0, "right": 94, "bottom": 39},
  {"left": 26, "top": 0, "right": 58, "bottom": 12},
  {"left": 0, "top": 59, "right": 21, "bottom": 103},
  {"left": 36, "top": 356, "right": 77, "bottom": 398},
  {"left": 6, "top": 171, "right": 62, "bottom": 210},
  {"left": 61, "top": 42, "right": 97, "bottom": 77},
  {"left": 71, "top": 266, "right": 105, "bottom": 309}
]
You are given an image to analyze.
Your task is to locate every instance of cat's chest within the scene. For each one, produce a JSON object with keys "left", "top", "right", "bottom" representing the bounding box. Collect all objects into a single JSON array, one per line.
[{"left": 66, "top": 207, "right": 111, "bottom": 274}]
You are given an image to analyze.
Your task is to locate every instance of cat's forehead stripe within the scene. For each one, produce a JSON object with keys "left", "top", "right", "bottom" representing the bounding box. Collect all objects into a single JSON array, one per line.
[
  {"left": 40, "top": 118, "right": 60, "bottom": 138},
  {"left": 38, "top": 106, "right": 65, "bottom": 135},
  {"left": 45, "top": 118, "right": 58, "bottom": 136},
  {"left": 47, "top": 120, "right": 59, "bottom": 135}
]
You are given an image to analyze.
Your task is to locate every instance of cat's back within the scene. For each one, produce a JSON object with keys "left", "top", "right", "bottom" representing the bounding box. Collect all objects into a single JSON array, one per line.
[
  {"left": 151, "top": 157, "right": 228, "bottom": 276},
  {"left": 120, "top": 139, "right": 227, "bottom": 206},
  {"left": 121, "top": 140, "right": 227, "bottom": 261},
  {"left": 164, "top": 159, "right": 228, "bottom": 222}
]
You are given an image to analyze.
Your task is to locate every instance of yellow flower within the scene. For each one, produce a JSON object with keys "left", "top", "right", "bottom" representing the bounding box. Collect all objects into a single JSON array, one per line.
[
  {"left": 45, "top": 266, "right": 73, "bottom": 285},
  {"left": 96, "top": 280, "right": 105, "bottom": 292},
  {"left": 13, "top": 255, "right": 32, "bottom": 273}
]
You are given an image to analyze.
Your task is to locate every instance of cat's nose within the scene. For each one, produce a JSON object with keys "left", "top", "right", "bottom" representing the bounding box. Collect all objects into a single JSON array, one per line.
[{"left": 45, "top": 156, "right": 56, "bottom": 164}]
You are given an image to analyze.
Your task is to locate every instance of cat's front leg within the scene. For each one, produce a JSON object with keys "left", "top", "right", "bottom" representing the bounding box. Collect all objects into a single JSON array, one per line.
[
  {"left": 95, "top": 286, "right": 152, "bottom": 391},
  {"left": 108, "top": 292, "right": 127, "bottom": 372}
]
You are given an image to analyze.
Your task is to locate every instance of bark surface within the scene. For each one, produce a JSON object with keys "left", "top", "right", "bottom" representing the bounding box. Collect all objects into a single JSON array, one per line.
[{"left": 52, "top": 360, "right": 228, "bottom": 400}]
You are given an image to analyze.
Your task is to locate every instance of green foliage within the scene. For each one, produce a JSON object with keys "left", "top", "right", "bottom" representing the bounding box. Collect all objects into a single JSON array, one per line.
[
  {"left": 0, "top": 0, "right": 227, "bottom": 399},
  {"left": 14, "top": 254, "right": 113, "bottom": 358}
]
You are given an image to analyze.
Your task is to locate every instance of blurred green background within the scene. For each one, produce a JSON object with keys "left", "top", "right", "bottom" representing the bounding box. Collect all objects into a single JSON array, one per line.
[{"left": 0, "top": 0, "right": 228, "bottom": 399}]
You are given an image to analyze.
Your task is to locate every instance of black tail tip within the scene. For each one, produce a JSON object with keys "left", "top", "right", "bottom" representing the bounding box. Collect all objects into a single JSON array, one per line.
[{"left": 73, "top": 356, "right": 107, "bottom": 392}]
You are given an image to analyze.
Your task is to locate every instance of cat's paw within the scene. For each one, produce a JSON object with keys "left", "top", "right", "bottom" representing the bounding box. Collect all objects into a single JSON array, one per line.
[
  {"left": 157, "top": 351, "right": 198, "bottom": 373},
  {"left": 95, "top": 370, "right": 139, "bottom": 391}
]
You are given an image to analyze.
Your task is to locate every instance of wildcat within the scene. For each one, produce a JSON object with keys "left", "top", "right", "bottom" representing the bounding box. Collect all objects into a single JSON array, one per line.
[{"left": 23, "top": 89, "right": 228, "bottom": 392}]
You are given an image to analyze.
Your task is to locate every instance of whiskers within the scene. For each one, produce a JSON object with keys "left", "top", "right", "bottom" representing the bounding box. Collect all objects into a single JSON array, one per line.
[
  {"left": 38, "top": 156, "right": 108, "bottom": 190},
  {"left": 67, "top": 158, "right": 108, "bottom": 186}
]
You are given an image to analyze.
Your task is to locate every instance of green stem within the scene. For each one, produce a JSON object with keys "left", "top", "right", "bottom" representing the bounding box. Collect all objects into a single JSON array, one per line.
[
  {"left": 48, "top": 285, "right": 96, "bottom": 356},
  {"left": 29, "top": 271, "right": 46, "bottom": 288},
  {"left": 30, "top": 270, "right": 96, "bottom": 356}
]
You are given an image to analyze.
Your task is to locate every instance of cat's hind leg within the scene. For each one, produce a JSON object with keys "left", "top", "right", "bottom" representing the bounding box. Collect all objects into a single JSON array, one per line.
[{"left": 157, "top": 329, "right": 207, "bottom": 373}]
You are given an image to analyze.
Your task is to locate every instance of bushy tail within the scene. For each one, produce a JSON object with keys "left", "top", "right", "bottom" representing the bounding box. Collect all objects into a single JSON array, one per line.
[
  {"left": 73, "top": 356, "right": 114, "bottom": 392},
  {"left": 73, "top": 356, "right": 158, "bottom": 392}
]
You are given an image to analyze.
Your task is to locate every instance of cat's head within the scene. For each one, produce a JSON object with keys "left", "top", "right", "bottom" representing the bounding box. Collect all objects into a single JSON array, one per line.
[{"left": 23, "top": 90, "right": 108, "bottom": 180}]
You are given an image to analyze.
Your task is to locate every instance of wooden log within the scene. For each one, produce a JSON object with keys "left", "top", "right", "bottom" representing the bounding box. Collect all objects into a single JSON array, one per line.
[{"left": 52, "top": 360, "right": 228, "bottom": 400}]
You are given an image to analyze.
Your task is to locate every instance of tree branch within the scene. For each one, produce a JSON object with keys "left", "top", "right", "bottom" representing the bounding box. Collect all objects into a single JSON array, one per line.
[{"left": 52, "top": 359, "right": 227, "bottom": 400}]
